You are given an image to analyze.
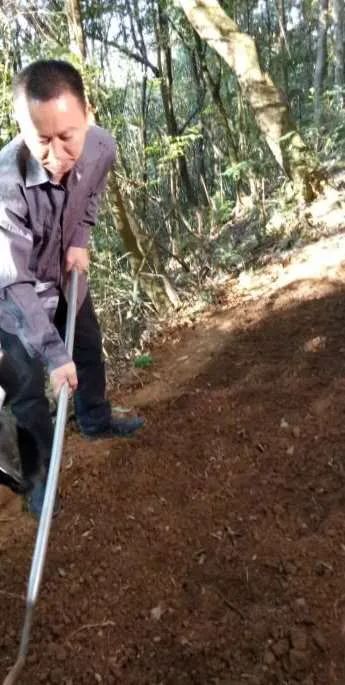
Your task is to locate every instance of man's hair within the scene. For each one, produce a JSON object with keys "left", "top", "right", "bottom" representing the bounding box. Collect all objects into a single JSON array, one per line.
[{"left": 13, "top": 59, "right": 87, "bottom": 109}]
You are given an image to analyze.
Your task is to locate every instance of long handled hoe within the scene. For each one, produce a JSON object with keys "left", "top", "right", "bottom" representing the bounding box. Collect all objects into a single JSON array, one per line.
[{"left": 3, "top": 270, "right": 79, "bottom": 685}]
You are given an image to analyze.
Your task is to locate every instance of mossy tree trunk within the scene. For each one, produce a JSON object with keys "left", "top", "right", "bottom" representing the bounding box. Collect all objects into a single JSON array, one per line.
[
  {"left": 177, "top": 0, "right": 323, "bottom": 201},
  {"left": 109, "top": 173, "right": 180, "bottom": 314}
]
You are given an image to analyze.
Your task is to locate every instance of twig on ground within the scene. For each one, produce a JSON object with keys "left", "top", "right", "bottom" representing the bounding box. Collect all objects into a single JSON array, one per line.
[
  {"left": 65, "top": 620, "right": 116, "bottom": 642},
  {"left": 210, "top": 586, "right": 246, "bottom": 620},
  {"left": 0, "top": 590, "right": 25, "bottom": 602}
]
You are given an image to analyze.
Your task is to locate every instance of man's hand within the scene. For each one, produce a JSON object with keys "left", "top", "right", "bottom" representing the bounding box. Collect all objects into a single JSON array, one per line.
[
  {"left": 50, "top": 362, "right": 78, "bottom": 398},
  {"left": 65, "top": 246, "right": 89, "bottom": 273}
]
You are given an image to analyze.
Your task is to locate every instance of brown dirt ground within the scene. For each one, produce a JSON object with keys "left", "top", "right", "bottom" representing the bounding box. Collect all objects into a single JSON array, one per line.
[{"left": 2, "top": 237, "right": 345, "bottom": 685}]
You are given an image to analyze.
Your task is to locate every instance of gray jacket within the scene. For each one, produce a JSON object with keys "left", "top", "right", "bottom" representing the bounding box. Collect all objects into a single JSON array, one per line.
[{"left": 0, "top": 125, "right": 115, "bottom": 371}]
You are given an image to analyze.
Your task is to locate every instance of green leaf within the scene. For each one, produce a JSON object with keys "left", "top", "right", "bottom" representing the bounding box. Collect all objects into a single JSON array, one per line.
[{"left": 134, "top": 354, "right": 153, "bottom": 368}]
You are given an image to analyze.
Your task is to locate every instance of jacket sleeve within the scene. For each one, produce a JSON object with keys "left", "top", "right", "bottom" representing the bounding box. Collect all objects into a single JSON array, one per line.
[
  {"left": 69, "top": 140, "right": 116, "bottom": 249},
  {"left": 0, "top": 183, "right": 71, "bottom": 371}
]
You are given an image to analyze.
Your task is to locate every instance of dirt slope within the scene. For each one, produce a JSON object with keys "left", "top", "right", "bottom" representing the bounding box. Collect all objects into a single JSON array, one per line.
[{"left": 2, "top": 234, "right": 345, "bottom": 684}]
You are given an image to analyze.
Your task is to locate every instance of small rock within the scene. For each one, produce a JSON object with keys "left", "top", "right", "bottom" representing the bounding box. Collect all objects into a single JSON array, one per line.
[
  {"left": 272, "top": 638, "right": 289, "bottom": 658},
  {"left": 314, "top": 560, "right": 333, "bottom": 576},
  {"left": 270, "top": 625, "right": 281, "bottom": 640},
  {"left": 304, "top": 336, "right": 326, "bottom": 353},
  {"left": 312, "top": 628, "right": 326, "bottom": 651},
  {"left": 151, "top": 604, "right": 164, "bottom": 621},
  {"left": 286, "top": 445, "right": 295, "bottom": 456},
  {"left": 284, "top": 561, "right": 297, "bottom": 575},
  {"left": 180, "top": 636, "right": 189, "bottom": 646},
  {"left": 302, "top": 676, "right": 314, "bottom": 685},
  {"left": 56, "top": 646, "right": 67, "bottom": 662},
  {"left": 289, "top": 648, "right": 310, "bottom": 674},
  {"left": 50, "top": 668, "right": 64, "bottom": 684},
  {"left": 51, "top": 624, "right": 62, "bottom": 638},
  {"left": 290, "top": 627, "right": 308, "bottom": 651},
  {"left": 263, "top": 649, "right": 275, "bottom": 666},
  {"left": 280, "top": 418, "right": 289, "bottom": 429},
  {"left": 273, "top": 503, "right": 285, "bottom": 517},
  {"left": 295, "top": 597, "right": 307, "bottom": 609},
  {"left": 292, "top": 426, "right": 301, "bottom": 438}
]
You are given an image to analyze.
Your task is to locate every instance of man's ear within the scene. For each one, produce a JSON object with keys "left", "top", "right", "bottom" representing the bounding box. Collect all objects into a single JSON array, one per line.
[
  {"left": 13, "top": 92, "right": 27, "bottom": 130},
  {"left": 86, "top": 100, "right": 96, "bottom": 125}
]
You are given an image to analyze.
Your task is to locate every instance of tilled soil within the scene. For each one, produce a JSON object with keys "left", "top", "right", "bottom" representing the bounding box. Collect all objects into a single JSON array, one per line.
[{"left": 2, "top": 249, "right": 345, "bottom": 684}]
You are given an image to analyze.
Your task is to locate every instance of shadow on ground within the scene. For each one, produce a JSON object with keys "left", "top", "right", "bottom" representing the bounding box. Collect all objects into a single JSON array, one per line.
[{"left": 1, "top": 280, "right": 345, "bottom": 684}]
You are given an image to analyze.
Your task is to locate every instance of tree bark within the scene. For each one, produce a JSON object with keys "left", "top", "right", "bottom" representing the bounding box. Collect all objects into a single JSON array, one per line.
[
  {"left": 301, "top": 0, "right": 314, "bottom": 93},
  {"left": 177, "top": 0, "right": 322, "bottom": 201},
  {"left": 153, "top": 0, "right": 198, "bottom": 206},
  {"left": 276, "top": 0, "right": 289, "bottom": 93},
  {"left": 194, "top": 36, "right": 239, "bottom": 166},
  {"left": 109, "top": 174, "right": 180, "bottom": 313},
  {"left": 333, "top": 0, "right": 344, "bottom": 107},
  {"left": 313, "top": 0, "right": 329, "bottom": 126},
  {"left": 64, "top": 0, "right": 87, "bottom": 59}
]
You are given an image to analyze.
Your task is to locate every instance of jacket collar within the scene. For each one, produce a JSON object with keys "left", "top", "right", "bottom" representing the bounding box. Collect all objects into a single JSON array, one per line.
[{"left": 25, "top": 155, "right": 50, "bottom": 187}]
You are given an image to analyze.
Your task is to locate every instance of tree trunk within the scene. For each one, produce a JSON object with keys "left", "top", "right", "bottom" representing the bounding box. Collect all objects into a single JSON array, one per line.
[
  {"left": 154, "top": 0, "right": 198, "bottom": 206},
  {"left": 109, "top": 174, "right": 179, "bottom": 313},
  {"left": 333, "top": 0, "right": 344, "bottom": 107},
  {"left": 177, "top": 0, "right": 322, "bottom": 201},
  {"left": 140, "top": 72, "right": 149, "bottom": 216},
  {"left": 264, "top": 0, "right": 273, "bottom": 70},
  {"left": 276, "top": 0, "right": 289, "bottom": 93},
  {"left": 64, "top": 0, "right": 86, "bottom": 59},
  {"left": 301, "top": 0, "right": 314, "bottom": 93},
  {"left": 194, "top": 36, "right": 239, "bottom": 166},
  {"left": 188, "top": 43, "right": 210, "bottom": 205},
  {"left": 64, "top": 0, "right": 178, "bottom": 312},
  {"left": 313, "top": 0, "right": 329, "bottom": 126}
]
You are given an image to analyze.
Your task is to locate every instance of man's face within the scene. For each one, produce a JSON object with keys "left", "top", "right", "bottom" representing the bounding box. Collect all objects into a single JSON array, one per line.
[{"left": 15, "top": 90, "right": 89, "bottom": 181}]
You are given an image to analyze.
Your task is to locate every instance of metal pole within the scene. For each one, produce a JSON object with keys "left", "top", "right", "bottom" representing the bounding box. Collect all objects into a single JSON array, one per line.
[{"left": 3, "top": 270, "right": 79, "bottom": 685}]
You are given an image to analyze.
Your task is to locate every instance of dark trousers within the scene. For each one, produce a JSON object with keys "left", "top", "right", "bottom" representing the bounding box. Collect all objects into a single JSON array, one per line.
[{"left": 0, "top": 291, "right": 111, "bottom": 481}]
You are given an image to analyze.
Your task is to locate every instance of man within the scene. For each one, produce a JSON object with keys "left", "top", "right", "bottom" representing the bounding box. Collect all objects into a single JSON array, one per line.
[{"left": 0, "top": 60, "right": 144, "bottom": 518}]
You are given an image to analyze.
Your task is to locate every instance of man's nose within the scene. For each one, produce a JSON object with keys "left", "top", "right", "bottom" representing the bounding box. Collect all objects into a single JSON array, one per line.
[{"left": 48, "top": 138, "right": 65, "bottom": 161}]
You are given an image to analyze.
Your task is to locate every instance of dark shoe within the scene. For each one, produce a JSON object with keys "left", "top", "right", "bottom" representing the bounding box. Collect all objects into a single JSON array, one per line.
[
  {"left": 0, "top": 418, "right": 32, "bottom": 494},
  {"left": 0, "top": 465, "right": 29, "bottom": 495},
  {"left": 81, "top": 415, "right": 144, "bottom": 440},
  {"left": 24, "top": 480, "right": 60, "bottom": 520}
]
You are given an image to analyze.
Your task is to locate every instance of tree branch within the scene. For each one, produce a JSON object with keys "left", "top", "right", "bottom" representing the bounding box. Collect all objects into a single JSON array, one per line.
[
  {"left": 85, "top": 33, "right": 160, "bottom": 77},
  {"left": 178, "top": 97, "right": 205, "bottom": 134}
]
